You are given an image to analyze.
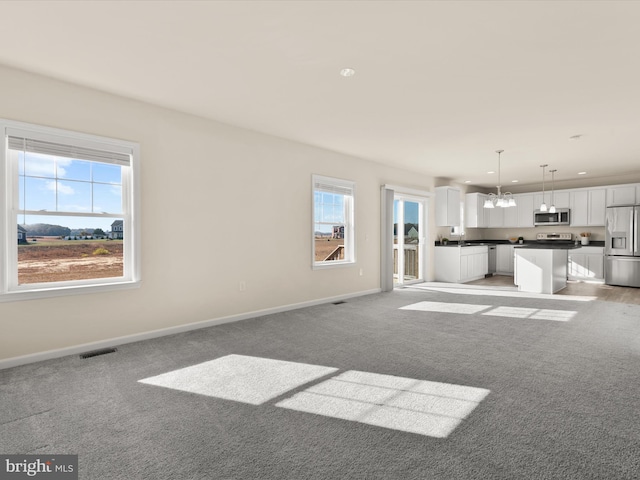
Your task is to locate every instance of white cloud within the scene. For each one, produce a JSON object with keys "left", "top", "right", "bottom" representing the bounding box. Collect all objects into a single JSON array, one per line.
[
  {"left": 45, "top": 180, "right": 74, "bottom": 195},
  {"left": 24, "top": 153, "right": 72, "bottom": 177}
]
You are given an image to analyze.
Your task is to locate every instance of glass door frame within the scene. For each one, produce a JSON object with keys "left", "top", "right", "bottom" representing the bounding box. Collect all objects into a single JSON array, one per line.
[{"left": 394, "top": 194, "right": 426, "bottom": 287}]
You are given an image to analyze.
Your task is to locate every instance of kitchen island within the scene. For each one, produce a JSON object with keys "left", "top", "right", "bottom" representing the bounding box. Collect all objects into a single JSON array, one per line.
[{"left": 514, "top": 242, "right": 580, "bottom": 294}]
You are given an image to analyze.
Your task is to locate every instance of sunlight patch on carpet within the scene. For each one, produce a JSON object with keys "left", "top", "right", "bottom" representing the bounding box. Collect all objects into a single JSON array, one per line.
[
  {"left": 138, "top": 354, "right": 338, "bottom": 405},
  {"left": 400, "top": 301, "right": 490, "bottom": 314},
  {"left": 400, "top": 302, "right": 576, "bottom": 322},
  {"left": 276, "top": 370, "right": 490, "bottom": 438},
  {"left": 483, "top": 306, "right": 576, "bottom": 321},
  {"left": 409, "top": 284, "right": 596, "bottom": 302}
]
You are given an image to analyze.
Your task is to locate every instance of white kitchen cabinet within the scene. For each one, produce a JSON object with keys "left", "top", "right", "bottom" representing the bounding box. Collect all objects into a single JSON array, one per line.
[
  {"left": 516, "top": 194, "right": 534, "bottom": 227},
  {"left": 570, "top": 190, "right": 588, "bottom": 225},
  {"left": 496, "top": 244, "right": 515, "bottom": 275},
  {"left": 465, "top": 193, "right": 488, "bottom": 228},
  {"left": 570, "top": 188, "right": 606, "bottom": 226},
  {"left": 503, "top": 203, "right": 518, "bottom": 228},
  {"left": 606, "top": 185, "right": 637, "bottom": 206},
  {"left": 534, "top": 191, "right": 570, "bottom": 210},
  {"left": 588, "top": 189, "right": 606, "bottom": 226},
  {"left": 435, "top": 186, "right": 461, "bottom": 227},
  {"left": 568, "top": 247, "right": 604, "bottom": 281},
  {"left": 435, "top": 246, "right": 488, "bottom": 283},
  {"left": 487, "top": 205, "right": 504, "bottom": 228},
  {"left": 515, "top": 248, "right": 568, "bottom": 294}
]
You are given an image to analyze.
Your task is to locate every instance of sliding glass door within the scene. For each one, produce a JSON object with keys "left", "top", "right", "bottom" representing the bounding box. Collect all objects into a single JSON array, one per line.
[{"left": 393, "top": 196, "right": 425, "bottom": 286}]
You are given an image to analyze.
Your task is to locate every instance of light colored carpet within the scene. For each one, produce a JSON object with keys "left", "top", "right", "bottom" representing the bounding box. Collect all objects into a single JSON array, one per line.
[{"left": 2, "top": 286, "right": 640, "bottom": 479}]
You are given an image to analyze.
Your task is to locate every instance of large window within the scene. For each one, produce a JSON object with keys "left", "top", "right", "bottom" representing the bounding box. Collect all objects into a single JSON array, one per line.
[
  {"left": 312, "top": 175, "right": 355, "bottom": 267},
  {"left": 1, "top": 119, "right": 140, "bottom": 300}
]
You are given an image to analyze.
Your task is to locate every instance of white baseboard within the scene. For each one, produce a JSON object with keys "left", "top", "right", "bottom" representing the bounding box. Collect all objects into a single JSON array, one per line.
[{"left": 0, "top": 288, "right": 381, "bottom": 370}]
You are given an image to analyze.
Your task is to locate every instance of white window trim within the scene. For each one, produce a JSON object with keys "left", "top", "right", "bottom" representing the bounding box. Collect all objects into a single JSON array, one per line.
[
  {"left": 0, "top": 118, "right": 141, "bottom": 302},
  {"left": 312, "top": 174, "right": 355, "bottom": 269}
]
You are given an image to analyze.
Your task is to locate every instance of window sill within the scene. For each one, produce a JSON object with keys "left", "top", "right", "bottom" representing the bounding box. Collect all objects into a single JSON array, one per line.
[
  {"left": 0, "top": 280, "right": 141, "bottom": 303},
  {"left": 312, "top": 261, "right": 356, "bottom": 270}
]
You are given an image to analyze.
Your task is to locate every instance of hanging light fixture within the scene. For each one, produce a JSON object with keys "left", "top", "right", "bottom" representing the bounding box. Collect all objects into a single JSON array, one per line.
[
  {"left": 539, "top": 164, "right": 548, "bottom": 212},
  {"left": 549, "top": 169, "right": 557, "bottom": 213},
  {"left": 483, "top": 149, "right": 516, "bottom": 208}
]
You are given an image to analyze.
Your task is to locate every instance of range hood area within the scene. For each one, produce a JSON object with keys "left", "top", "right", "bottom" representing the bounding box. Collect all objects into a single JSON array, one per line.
[{"left": 533, "top": 209, "right": 570, "bottom": 226}]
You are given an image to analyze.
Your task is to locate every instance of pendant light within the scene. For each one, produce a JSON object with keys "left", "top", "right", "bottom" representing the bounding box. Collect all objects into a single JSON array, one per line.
[
  {"left": 483, "top": 150, "right": 516, "bottom": 208},
  {"left": 539, "top": 164, "right": 548, "bottom": 212},
  {"left": 548, "top": 169, "right": 557, "bottom": 213}
]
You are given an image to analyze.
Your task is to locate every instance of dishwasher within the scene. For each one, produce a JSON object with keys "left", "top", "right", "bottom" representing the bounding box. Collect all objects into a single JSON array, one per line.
[{"left": 487, "top": 245, "right": 496, "bottom": 276}]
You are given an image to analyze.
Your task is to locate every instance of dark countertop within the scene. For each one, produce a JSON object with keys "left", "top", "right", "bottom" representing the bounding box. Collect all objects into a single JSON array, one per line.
[
  {"left": 436, "top": 240, "right": 605, "bottom": 248},
  {"left": 436, "top": 240, "right": 517, "bottom": 247},
  {"left": 514, "top": 243, "right": 581, "bottom": 250}
]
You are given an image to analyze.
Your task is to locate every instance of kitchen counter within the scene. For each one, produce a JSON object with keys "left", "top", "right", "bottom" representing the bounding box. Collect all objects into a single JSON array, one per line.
[
  {"left": 514, "top": 243, "right": 581, "bottom": 250},
  {"left": 514, "top": 248, "right": 568, "bottom": 294}
]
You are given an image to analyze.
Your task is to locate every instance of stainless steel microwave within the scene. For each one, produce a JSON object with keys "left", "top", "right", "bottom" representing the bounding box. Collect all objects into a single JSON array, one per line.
[{"left": 534, "top": 208, "right": 570, "bottom": 226}]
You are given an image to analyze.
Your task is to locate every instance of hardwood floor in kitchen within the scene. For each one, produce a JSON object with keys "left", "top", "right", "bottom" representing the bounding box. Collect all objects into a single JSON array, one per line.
[{"left": 466, "top": 275, "right": 640, "bottom": 305}]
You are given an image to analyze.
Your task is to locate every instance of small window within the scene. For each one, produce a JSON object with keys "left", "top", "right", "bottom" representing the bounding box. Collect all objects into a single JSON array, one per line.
[
  {"left": 451, "top": 200, "right": 465, "bottom": 236},
  {"left": 312, "top": 175, "right": 355, "bottom": 267},
  {"left": 1, "top": 119, "right": 140, "bottom": 300}
]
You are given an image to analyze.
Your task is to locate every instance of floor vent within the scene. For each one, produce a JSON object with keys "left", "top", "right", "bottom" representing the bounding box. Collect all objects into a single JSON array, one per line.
[
  {"left": 80, "top": 347, "right": 117, "bottom": 359},
  {"left": 332, "top": 301, "right": 347, "bottom": 305}
]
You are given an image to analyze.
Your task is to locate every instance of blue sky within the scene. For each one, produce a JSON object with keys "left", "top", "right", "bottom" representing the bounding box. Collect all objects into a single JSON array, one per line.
[
  {"left": 394, "top": 200, "right": 419, "bottom": 224},
  {"left": 17, "top": 152, "right": 122, "bottom": 230},
  {"left": 314, "top": 192, "right": 345, "bottom": 233}
]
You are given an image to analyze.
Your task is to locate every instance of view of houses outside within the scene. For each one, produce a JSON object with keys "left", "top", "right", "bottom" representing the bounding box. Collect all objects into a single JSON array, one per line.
[
  {"left": 314, "top": 190, "right": 347, "bottom": 262},
  {"left": 13, "top": 144, "right": 126, "bottom": 285},
  {"left": 17, "top": 219, "right": 124, "bottom": 285}
]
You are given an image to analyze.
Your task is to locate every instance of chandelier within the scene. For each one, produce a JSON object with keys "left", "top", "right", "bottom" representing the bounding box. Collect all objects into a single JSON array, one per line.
[{"left": 483, "top": 149, "right": 516, "bottom": 208}]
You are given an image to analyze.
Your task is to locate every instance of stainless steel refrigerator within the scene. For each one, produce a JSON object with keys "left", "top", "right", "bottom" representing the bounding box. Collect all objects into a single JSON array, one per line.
[{"left": 605, "top": 205, "right": 640, "bottom": 287}]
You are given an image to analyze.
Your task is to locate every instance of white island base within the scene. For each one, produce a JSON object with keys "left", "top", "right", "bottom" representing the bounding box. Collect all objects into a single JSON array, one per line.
[{"left": 514, "top": 248, "right": 568, "bottom": 294}]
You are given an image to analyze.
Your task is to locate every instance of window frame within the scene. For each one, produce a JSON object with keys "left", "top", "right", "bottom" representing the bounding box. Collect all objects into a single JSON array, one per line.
[
  {"left": 0, "top": 119, "right": 141, "bottom": 302},
  {"left": 312, "top": 174, "right": 355, "bottom": 269}
]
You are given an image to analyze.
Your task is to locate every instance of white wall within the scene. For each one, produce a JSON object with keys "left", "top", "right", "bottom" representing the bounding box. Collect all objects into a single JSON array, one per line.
[{"left": 0, "top": 65, "right": 435, "bottom": 362}]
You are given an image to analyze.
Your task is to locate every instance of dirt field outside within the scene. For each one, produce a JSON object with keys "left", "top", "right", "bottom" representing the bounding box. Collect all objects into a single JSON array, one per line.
[
  {"left": 18, "top": 237, "right": 123, "bottom": 284},
  {"left": 314, "top": 237, "right": 344, "bottom": 262}
]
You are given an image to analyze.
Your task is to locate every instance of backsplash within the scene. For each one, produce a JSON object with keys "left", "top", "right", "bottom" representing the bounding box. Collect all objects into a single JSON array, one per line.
[
  {"left": 485, "top": 226, "right": 605, "bottom": 242},
  {"left": 436, "top": 225, "right": 605, "bottom": 242}
]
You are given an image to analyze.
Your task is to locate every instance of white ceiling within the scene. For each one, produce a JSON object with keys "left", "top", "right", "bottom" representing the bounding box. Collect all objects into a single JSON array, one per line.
[{"left": 1, "top": 1, "right": 640, "bottom": 191}]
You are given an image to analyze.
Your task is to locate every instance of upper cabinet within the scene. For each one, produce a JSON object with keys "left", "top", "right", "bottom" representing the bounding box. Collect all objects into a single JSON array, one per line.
[
  {"left": 465, "top": 192, "right": 488, "bottom": 228},
  {"left": 435, "top": 186, "right": 461, "bottom": 226},
  {"left": 503, "top": 201, "right": 518, "bottom": 227},
  {"left": 588, "top": 189, "right": 606, "bottom": 225},
  {"left": 466, "top": 193, "right": 529, "bottom": 228},
  {"left": 460, "top": 182, "right": 630, "bottom": 229},
  {"left": 487, "top": 205, "right": 504, "bottom": 228},
  {"left": 516, "top": 194, "right": 534, "bottom": 228},
  {"left": 571, "top": 188, "right": 606, "bottom": 226},
  {"left": 533, "top": 191, "right": 570, "bottom": 210},
  {"left": 606, "top": 185, "right": 638, "bottom": 206}
]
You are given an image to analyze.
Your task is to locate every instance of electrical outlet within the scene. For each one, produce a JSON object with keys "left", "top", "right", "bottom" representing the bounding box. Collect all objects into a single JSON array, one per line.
[
  {"left": 239, "top": 281, "right": 246, "bottom": 292},
  {"left": 359, "top": 268, "right": 364, "bottom": 276}
]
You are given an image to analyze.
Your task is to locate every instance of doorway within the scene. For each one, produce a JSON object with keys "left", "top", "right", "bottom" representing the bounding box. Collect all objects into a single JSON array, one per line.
[{"left": 393, "top": 196, "right": 426, "bottom": 286}]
